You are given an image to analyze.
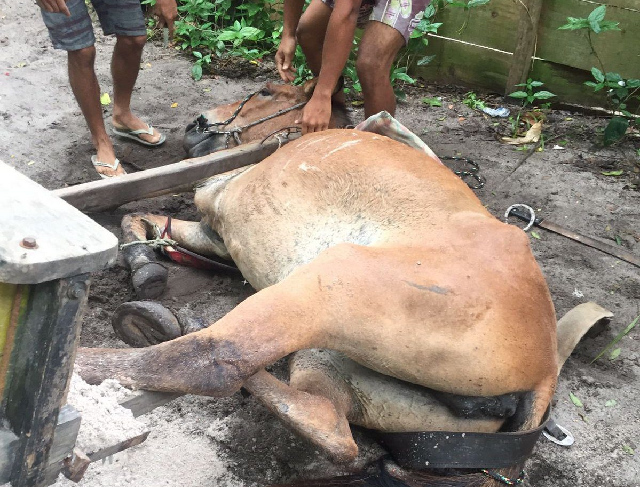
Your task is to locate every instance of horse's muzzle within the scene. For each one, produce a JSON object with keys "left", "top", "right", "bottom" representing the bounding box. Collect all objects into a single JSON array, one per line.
[{"left": 183, "top": 121, "right": 228, "bottom": 159}]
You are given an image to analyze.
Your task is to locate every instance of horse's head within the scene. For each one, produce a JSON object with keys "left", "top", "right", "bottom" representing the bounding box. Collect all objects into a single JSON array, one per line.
[{"left": 183, "top": 79, "right": 350, "bottom": 158}]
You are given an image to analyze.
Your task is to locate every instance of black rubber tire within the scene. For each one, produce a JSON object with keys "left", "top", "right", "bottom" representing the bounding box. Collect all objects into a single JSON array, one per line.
[
  {"left": 132, "top": 262, "right": 168, "bottom": 300},
  {"left": 112, "top": 301, "right": 182, "bottom": 348}
]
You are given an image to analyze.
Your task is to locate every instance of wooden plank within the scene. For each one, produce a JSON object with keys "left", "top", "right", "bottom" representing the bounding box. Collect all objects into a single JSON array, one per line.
[
  {"left": 86, "top": 431, "right": 150, "bottom": 463},
  {"left": 505, "top": 0, "right": 544, "bottom": 95},
  {"left": 530, "top": 59, "right": 627, "bottom": 107},
  {"left": 53, "top": 138, "right": 289, "bottom": 214},
  {"left": 3, "top": 275, "right": 89, "bottom": 487},
  {"left": 0, "top": 162, "right": 118, "bottom": 285},
  {"left": 596, "top": 0, "right": 639, "bottom": 11},
  {"left": 42, "top": 405, "right": 82, "bottom": 485},
  {"left": 430, "top": 0, "right": 518, "bottom": 53},
  {"left": 537, "top": 0, "right": 640, "bottom": 78},
  {"left": 412, "top": 35, "right": 512, "bottom": 94},
  {"left": 0, "top": 427, "right": 19, "bottom": 484},
  {"left": 119, "top": 390, "right": 182, "bottom": 417}
]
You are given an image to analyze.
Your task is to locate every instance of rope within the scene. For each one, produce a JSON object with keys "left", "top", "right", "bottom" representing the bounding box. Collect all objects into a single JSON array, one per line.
[
  {"left": 481, "top": 469, "right": 525, "bottom": 485},
  {"left": 119, "top": 237, "right": 178, "bottom": 251},
  {"left": 441, "top": 156, "right": 485, "bottom": 189},
  {"left": 504, "top": 204, "right": 536, "bottom": 232}
]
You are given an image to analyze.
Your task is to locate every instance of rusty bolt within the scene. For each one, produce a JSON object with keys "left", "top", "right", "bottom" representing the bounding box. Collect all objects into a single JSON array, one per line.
[{"left": 20, "top": 237, "right": 38, "bottom": 249}]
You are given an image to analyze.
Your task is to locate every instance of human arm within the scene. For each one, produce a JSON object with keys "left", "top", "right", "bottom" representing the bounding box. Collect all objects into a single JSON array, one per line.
[
  {"left": 35, "top": 0, "right": 70, "bottom": 16},
  {"left": 299, "top": 0, "right": 360, "bottom": 133},
  {"left": 275, "top": 0, "right": 305, "bottom": 82},
  {"left": 154, "top": 0, "right": 178, "bottom": 39}
]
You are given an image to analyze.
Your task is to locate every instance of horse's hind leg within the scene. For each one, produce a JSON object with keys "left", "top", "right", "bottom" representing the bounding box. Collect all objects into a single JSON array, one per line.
[
  {"left": 104, "top": 300, "right": 358, "bottom": 462},
  {"left": 121, "top": 213, "right": 231, "bottom": 298}
]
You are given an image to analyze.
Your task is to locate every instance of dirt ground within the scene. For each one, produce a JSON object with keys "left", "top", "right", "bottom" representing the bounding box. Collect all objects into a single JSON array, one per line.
[{"left": 1, "top": 1, "right": 639, "bottom": 486}]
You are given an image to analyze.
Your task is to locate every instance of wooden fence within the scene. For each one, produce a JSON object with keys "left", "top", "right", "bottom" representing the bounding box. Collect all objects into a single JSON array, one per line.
[{"left": 411, "top": 0, "right": 640, "bottom": 107}]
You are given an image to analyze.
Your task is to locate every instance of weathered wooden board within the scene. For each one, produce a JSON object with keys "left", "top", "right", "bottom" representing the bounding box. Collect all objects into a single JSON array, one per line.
[
  {"left": 414, "top": 35, "right": 512, "bottom": 94},
  {"left": 119, "top": 390, "right": 182, "bottom": 417},
  {"left": 505, "top": 0, "right": 544, "bottom": 95},
  {"left": 0, "top": 162, "right": 118, "bottom": 285},
  {"left": 42, "top": 405, "right": 82, "bottom": 485},
  {"left": 431, "top": 0, "right": 518, "bottom": 53},
  {"left": 53, "top": 138, "right": 289, "bottom": 213},
  {"left": 3, "top": 275, "right": 89, "bottom": 487},
  {"left": 537, "top": 0, "right": 640, "bottom": 78},
  {"left": 0, "top": 426, "right": 19, "bottom": 483}
]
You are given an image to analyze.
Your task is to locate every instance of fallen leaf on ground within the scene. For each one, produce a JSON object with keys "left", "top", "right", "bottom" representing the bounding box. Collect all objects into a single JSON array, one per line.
[
  {"left": 27, "top": 160, "right": 35, "bottom": 165},
  {"left": 171, "top": 102, "right": 178, "bottom": 108},
  {"left": 203, "top": 88, "right": 211, "bottom": 92},
  {"left": 601, "top": 170, "right": 623, "bottom": 176},
  {"left": 351, "top": 100, "right": 364, "bottom": 106},
  {"left": 609, "top": 348, "right": 621, "bottom": 360},
  {"left": 458, "top": 117, "right": 466, "bottom": 122},
  {"left": 569, "top": 392, "right": 583, "bottom": 408},
  {"left": 100, "top": 93, "right": 111, "bottom": 105},
  {"left": 14, "top": 62, "right": 26, "bottom": 68},
  {"left": 501, "top": 121, "right": 542, "bottom": 145},
  {"left": 530, "top": 231, "right": 541, "bottom": 240},
  {"left": 605, "top": 399, "right": 617, "bottom": 407},
  {"left": 622, "top": 444, "right": 634, "bottom": 455}
]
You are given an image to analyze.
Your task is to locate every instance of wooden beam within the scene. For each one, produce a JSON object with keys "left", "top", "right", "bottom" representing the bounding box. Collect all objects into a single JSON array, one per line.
[
  {"left": 504, "top": 0, "right": 544, "bottom": 95},
  {"left": 52, "top": 139, "right": 291, "bottom": 213},
  {"left": 119, "top": 390, "right": 182, "bottom": 417}
]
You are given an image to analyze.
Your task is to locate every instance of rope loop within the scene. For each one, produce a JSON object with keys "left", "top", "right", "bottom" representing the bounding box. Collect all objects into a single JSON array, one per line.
[{"left": 481, "top": 469, "right": 525, "bottom": 486}]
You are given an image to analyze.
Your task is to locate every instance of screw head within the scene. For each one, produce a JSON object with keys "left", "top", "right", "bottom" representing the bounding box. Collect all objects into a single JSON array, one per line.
[{"left": 20, "top": 237, "right": 38, "bottom": 249}]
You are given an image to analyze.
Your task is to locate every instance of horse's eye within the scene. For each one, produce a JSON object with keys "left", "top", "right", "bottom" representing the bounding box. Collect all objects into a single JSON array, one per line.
[{"left": 259, "top": 89, "right": 272, "bottom": 97}]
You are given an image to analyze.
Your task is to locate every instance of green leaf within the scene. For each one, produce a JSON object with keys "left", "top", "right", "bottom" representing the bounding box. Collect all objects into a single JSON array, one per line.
[
  {"left": 605, "top": 72, "right": 623, "bottom": 83},
  {"left": 609, "top": 347, "right": 621, "bottom": 360},
  {"left": 615, "top": 235, "right": 623, "bottom": 246},
  {"left": 627, "top": 79, "right": 640, "bottom": 88},
  {"left": 591, "top": 67, "right": 605, "bottom": 83},
  {"left": 100, "top": 93, "right": 111, "bottom": 105},
  {"left": 569, "top": 392, "right": 584, "bottom": 408},
  {"left": 508, "top": 91, "right": 528, "bottom": 99},
  {"left": 417, "top": 55, "right": 436, "bottom": 66},
  {"left": 605, "top": 399, "right": 617, "bottom": 407},
  {"left": 592, "top": 316, "right": 639, "bottom": 363},
  {"left": 467, "top": 0, "right": 490, "bottom": 7},
  {"left": 558, "top": 17, "right": 590, "bottom": 30},
  {"left": 604, "top": 117, "right": 629, "bottom": 146},
  {"left": 193, "top": 51, "right": 203, "bottom": 59},
  {"left": 533, "top": 91, "right": 556, "bottom": 100},
  {"left": 394, "top": 72, "right": 416, "bottom": 83},
  {"left": 191, "top": 63, "right": 203, "bottom": 81},
  {"left": 529, "top": 80, "right": 544, "bottom": 87},
  {"left": 530, "top": 231, "right": 541, "bottom": 240},
  {"left": 622, "top": 444, "right": 635, "bottom": 455},
  {"left": 588, "top": 5, "right": 606, "bottom": 32},
  {"left": 422, "top": 97, "right": 442, "bottom": 107},
  {"left": 601, "top": 170, "right": 623, "bottom": 176}
]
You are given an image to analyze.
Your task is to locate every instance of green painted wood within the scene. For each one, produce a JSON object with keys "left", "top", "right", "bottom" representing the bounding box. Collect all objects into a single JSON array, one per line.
[
  {"left": 537, "top": 0, "right": 640, "bottom": 78},
  {"left": 412, "top": 36, "right": 511, "bottom": 94},
  {"left": 431, "top": 0, "right": 518, "bottom": 53},
  {"left": 595, "top": 0, "right": 639, "bottom": 11}
]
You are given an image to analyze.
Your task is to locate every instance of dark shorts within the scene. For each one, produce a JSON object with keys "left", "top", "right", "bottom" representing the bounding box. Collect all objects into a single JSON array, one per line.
[
  {"left": 321, "top": 0, "right": 431, "bottom": 43},
  {"left": 40, "top": 0, "right": 146, "bottom": 51}
]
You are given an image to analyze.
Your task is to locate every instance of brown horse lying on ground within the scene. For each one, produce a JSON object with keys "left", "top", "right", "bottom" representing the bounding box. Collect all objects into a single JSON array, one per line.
[{"left": 76, "top": 81, "right": 611, "bottom": 486}]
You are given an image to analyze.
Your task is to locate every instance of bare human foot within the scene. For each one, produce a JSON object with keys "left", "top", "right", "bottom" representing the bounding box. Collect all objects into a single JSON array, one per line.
[
  {"left": 112, "top": 111, "right": 163, "bottom": 144},
  {"left": 93, "top": 133, "right": 126, "bottom": 177}
]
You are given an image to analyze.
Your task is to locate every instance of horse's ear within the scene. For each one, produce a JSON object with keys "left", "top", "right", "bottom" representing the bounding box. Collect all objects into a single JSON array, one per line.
[{"left": 302, "top": 77, "right": 319, "bottom": 98}]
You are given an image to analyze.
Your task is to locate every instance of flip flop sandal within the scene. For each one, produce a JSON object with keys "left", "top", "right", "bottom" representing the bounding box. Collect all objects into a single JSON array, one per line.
[
  {"left": 112, "top": 123, "right": 166, "bottom": 147},
  {"left": 91, "top": 155, "right": 126, "bottom": 179}
]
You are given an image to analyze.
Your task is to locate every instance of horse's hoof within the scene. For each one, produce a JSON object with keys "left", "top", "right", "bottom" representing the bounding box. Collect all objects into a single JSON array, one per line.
[
  {"left": 132, "top": 262, "right": 168, "bottom": 300},
  {"left": 175, "top": 308, "right": 209, "bottom": 335},
  {"left": 112, "top": 301, "right": 181, "bottom": 348}
]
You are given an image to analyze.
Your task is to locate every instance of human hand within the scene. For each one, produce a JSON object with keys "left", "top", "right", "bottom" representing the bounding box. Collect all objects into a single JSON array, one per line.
[
  {"left": 296, "top": 93, "right": 331, "bottom": 134},
  {"left": 275, "top": 36, "right": 297, "bottom": 83},
  {"left": 154, "top": 0, "right": 178, "bottom": 39},
  {"left": 36, "top": 0, "right": 70, "bottom": 16}
]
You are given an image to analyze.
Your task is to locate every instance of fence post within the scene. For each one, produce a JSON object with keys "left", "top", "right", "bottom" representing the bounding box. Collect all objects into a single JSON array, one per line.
[{"left": 505, "top": 0, "right": 543, "bottom": 96}]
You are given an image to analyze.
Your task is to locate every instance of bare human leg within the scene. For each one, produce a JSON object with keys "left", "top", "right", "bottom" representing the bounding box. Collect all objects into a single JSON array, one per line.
[
  {"left": 68, "top": 45, "right": 125, "bottom": 177},
  {"left": 356, "top": 21, "right": 405, "bottom": 118},
  {"left": 111, "top": 35, "right": 162, "bottom": 144}
]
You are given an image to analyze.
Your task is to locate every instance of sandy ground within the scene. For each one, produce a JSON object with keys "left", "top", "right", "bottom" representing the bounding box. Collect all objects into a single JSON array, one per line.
[{"left": 0, "top": 1, "right": 639, "bottom": 486}]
